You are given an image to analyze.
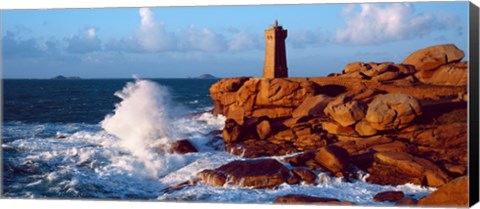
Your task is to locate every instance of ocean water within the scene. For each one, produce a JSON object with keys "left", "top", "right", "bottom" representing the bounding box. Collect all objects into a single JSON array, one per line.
[{"left": 2, "top": 78, "right": 434, "bottom": 204}]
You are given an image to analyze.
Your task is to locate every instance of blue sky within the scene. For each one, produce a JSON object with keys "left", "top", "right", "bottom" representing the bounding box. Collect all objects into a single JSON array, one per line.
[{"left": 1, "top": 2, "right": 470, "bottom": 78}]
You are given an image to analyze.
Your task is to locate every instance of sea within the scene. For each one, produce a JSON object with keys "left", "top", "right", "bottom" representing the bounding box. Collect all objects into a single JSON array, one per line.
[{"left": 2, "top": 78, "right": 435, "bottom": 204}]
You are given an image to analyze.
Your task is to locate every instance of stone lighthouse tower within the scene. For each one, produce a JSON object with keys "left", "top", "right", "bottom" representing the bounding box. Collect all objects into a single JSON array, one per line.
[{"left": 263, "top": 20, "right": 288, "bottom": 78}]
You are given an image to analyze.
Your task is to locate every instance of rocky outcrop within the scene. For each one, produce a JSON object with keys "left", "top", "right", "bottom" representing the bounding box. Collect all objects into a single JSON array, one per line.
[
  {"left": 324, "top": 95, "right": 366, "bottom": 127},
  {"left": 198, "top": 159, "right": 291, "bottom": 188},
  {"left": 314, "top": 145, "right": 349, "bottom": 177},
  {"left": 366, "top": 152, "right": 449, "bottom": 187},
  {"left": 207, "top": 43, "right": 468, "bottom": 193},
  {"left": 418, "top": 176, "right": 469, "bottom": 207},
  {"left": 403, "top": 44, "right": 464, "bottom": 71},
  {"left": 415, "top": 61, "right": 468, "bottom": 86},
  {"left": 365, "top": 93, "right": 422, "bottom": 131},
  {"left": 292, "top": 95, "right": 331, "bottom": 118}
]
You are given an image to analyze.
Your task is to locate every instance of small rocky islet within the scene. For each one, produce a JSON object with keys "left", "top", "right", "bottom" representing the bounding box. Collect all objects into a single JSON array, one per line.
[{"left": 168, "top": 43, "right": 469, "bottom": 207}]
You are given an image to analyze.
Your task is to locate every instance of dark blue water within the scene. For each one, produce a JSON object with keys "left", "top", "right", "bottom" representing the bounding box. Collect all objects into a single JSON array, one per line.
[{"left": 3, "top": 79, "right": 219, "bottom": 124}]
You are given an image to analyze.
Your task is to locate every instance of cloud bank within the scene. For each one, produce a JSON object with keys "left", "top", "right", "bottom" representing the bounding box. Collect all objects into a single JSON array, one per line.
[{"left": 336, "top": 3, "right": 459, "bottom": 45}]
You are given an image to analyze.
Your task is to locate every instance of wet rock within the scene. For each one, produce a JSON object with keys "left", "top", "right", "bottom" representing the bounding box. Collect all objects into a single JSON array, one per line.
[
  {"left": 365, "top": 93, "right": 422, "bottom": 130},
  {"left": 286, "top": 174, "right": 301, "bottom": 185},
  {"left": 198, "top": 169, "right": 226, "bottom": 187},
  {"left": 161, "top": 179, "right": 199, "bottom": 194},
  {"left": 199, "top": 159, "right": 291, "bottom": 189},
  {"left": 208, "top": 129, "right": 223, "bottom": 136},
  {"left": 222, "top": 118, "right": 242, "bottom": 143},
  {"left": 324, "top": 95, "right": 367, "bottom": 127},
  {"left": 170, "top": 139, "right": 198, "bottom": 154},
  {"left": 373, "top": 191, "right": 405, "bottom": 202},
  {"left": 403, "top": 44, "right": 465, "bottom": 71},
  {"left": 283, "top": 151, "right": 316, "bottom": 167},
  {"left": 274, "top": 194, "right": 353, "bottom": 205},
  {"left": 222, "top": 118, "right": 259, "bottom": 143},
  {"left": 418, "top": 176, "right": 468, "bottom": 207},
  {"left": 314, "top": 145, "right": 349, "bottom": 176},
  {"left": 291, "top": 167, "right": 317, "bottom": 185}
]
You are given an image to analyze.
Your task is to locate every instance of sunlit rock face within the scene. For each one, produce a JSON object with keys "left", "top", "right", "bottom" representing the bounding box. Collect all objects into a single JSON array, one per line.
[{"left": 205, "top": 44, "right": 468, "bottom": 202}]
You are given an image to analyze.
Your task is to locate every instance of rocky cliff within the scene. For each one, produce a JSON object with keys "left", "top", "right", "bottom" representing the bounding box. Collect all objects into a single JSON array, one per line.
[{"left": 201, "top": 43, "right": 469, "bottom": 206}]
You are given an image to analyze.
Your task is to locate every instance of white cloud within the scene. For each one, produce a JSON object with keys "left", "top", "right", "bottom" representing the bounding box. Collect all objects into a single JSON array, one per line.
[
  {"left": 336, "top": 3, "right": 459, "bottom": 45},
  {"left": 107, "top": 8, "right": 260, "bottom": 54},
  {"left": 228, "top": 31, "right": 261, "bottom": 51},
  {"left": 135, "top": 8, "right": 175, "bottom": 52},
  {"left": 87, "top": 27, "right": 97, "bottom": 39},
  {"left": 179, "top": 25, "right": 227, "bottom": 52},
  {"left": 65, "top": 27, "right": 102, "bottom": 54}
]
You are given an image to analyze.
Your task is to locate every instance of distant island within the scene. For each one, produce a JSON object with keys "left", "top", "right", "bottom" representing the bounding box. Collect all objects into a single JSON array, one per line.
[
  {"left": 51, "top": 75, "right": 81, "bottom": 80},
  {"left": 190, "top": 74, "right": 218, "bottom": 79}
]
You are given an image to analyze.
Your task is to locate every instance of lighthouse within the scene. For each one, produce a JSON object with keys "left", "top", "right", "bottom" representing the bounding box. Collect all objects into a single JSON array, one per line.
[{"left": 263, "top": 20, "right": 288, "bottom": 78}]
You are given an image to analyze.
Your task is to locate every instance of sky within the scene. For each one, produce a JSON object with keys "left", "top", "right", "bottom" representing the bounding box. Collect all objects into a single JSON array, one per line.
[{"left": 1, "top": 1, "right": 470, "bottom": 78}]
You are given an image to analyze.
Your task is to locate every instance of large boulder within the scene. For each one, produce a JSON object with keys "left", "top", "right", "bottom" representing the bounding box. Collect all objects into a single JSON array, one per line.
[
  {"left": 415, "top": 62, "right": 468, "bottom": 86},
  {"left": 314, "top": 145, "right": 349, "bottom": 176},
  {"left": 170, "top": 139, "right": 198, "bottom": 154},
  {"left": 365, "top": 93, "right": 422, "bottom": 131},
  {"left": 367, "top": 152, "right": 450, "bottom": 187},
  {"left": 198, "top": 159, "right": 291, "bottom": 188},
  {"left": 418, "top": 176, "right": 468, "bottom": 207},
  {"left": 292, "top": 95, "right": 331, "bottom": 118},
  {"left": 197, "top": 169, "right": 226, "bottom": 187},
  {"left": 402, "top": 44, "right": 464, "bottom": 71},
  {"left": 324, "top": 95, "right": 367, "bottom": 127},
  {"left": 291, "top": 168, "right": 317, "bottom": 185},
  {"left": 373, "top": 191, "right": 405, "bottom": 202}
]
